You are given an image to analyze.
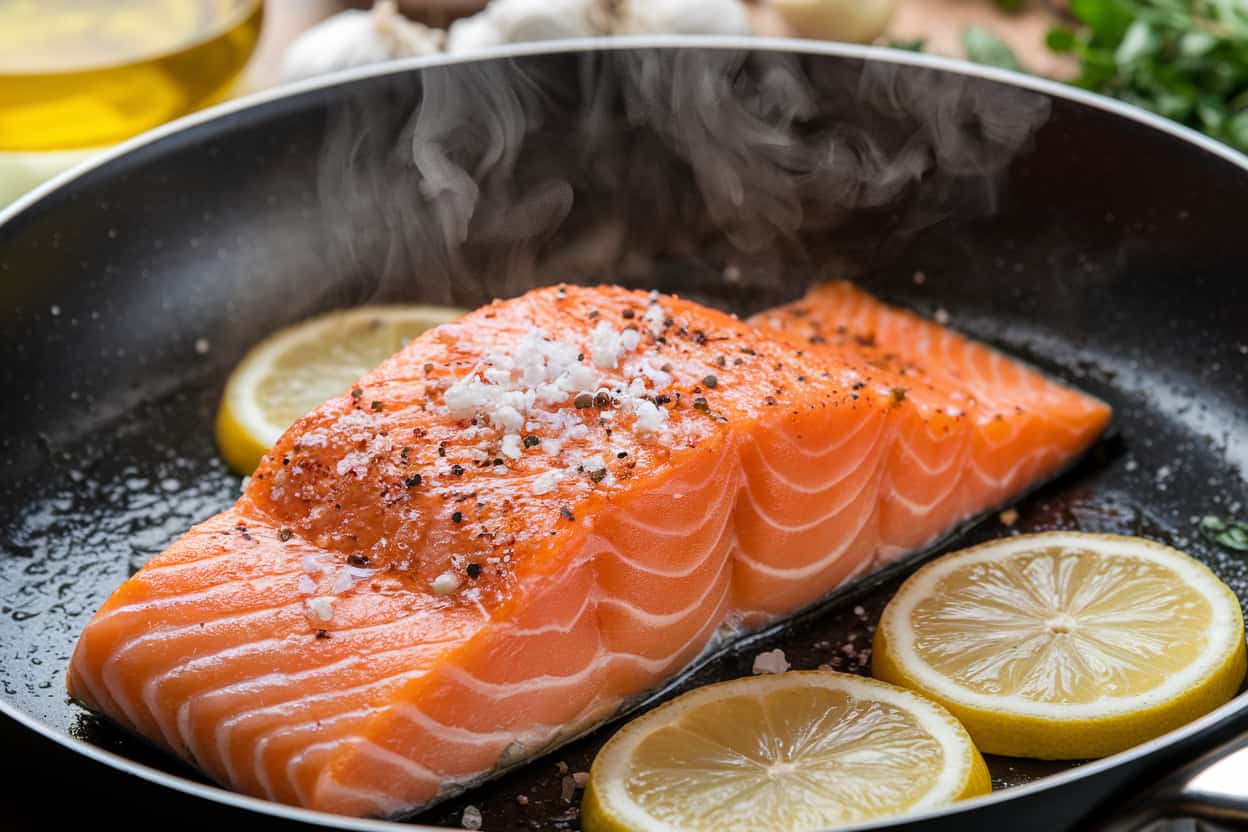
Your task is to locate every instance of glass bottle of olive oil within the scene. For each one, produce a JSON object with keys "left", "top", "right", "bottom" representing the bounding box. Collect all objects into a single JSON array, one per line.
[{"left": 0, "top": 0, "right": 264, "bottom": 152}]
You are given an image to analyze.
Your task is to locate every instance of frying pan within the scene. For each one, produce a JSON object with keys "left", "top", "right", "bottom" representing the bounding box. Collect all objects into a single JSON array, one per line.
[{"left": 1, "top": 37, "right": 1247, "bottom": 832}]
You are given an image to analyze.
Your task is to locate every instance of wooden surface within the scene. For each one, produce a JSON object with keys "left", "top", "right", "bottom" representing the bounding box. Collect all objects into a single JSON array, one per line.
[{"left": 241, "top": 0, "right": 1075, "bottom": 92}]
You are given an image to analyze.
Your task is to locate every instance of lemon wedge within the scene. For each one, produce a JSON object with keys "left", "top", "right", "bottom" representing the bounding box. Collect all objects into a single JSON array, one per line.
[
  {"left": 582, "top": 671, "right": 989, "bottom": 832},
  {"left": 214, "top": 305, "right": 464, "bottom": 474},
  {"left": 873, "top": 532, "right": 1247, "bottom": 760}
]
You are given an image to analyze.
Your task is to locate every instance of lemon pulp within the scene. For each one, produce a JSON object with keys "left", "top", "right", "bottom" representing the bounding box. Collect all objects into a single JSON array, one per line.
[
  {"left": 874, "top": 532, "right": 1247, "bottom": 759},
  {"left": 583, "top": 672, "right": 989, "bottom": 832}
]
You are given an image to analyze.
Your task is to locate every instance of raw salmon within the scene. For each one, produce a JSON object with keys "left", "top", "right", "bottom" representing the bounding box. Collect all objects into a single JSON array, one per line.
[{"left": 68, "top": 283, "right": 1110, "bottom": 818}]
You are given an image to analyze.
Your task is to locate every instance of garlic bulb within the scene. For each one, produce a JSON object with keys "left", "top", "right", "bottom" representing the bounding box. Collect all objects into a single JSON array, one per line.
[
  {"left": 446, "top": 0, "right": 754, "bottom": 53},
  {"left": 280, "top": 1, "right": 445, "bottom": 83},
  {"left": 447, "top": 0, "right": 601, "bottom": 54},
  {"left": 608, "top": 0, "right": 753, "bottom": 37}
]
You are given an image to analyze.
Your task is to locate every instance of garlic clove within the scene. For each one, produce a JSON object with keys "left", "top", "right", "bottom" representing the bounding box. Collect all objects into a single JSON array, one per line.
[
  {"left": 765, "top": 0, "right": 900, "bottom": 44},
  {"left": 610, "top": 0, "right": 754, "bottom": 37},
  {"left": 445, "top": 11, "right": 508, "bottom": 53},
  {"left": 280, "top": 0, "right": 445, "bottom": 84}
]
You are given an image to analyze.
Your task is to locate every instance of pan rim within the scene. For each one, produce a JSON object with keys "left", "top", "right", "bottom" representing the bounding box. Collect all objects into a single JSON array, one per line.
[
  {"left": 2, "top": 34, "right": 1246, "bottom": 830},
  {"left": 2, "top": 34, "right": 1246, "bottom": 233}
]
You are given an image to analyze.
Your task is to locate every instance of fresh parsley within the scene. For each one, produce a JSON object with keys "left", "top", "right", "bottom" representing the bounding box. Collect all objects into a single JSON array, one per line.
[{"left": 1047, "top": 0, "right": 1248, "bottom": 153}]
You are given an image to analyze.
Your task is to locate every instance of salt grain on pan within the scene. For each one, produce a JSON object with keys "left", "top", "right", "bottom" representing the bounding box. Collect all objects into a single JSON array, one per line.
[
  {"left": 461, "top": 804, "right": 483, "bottom": 830},
  {"left": 752, "top": 648, "right": 789, "bottom": 675},
  {"left": 194, "top": 337, "right": 210, "bottom": 355}
]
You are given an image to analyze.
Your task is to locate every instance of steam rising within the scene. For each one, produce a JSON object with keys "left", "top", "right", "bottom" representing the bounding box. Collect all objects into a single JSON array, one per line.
[{"left": 316, "top": 45, "right": 1051, "bottom": 309}]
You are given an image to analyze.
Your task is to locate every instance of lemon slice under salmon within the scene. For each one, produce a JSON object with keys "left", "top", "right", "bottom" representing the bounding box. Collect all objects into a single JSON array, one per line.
[
  {"left": 873, "top": 531, "right": 1247, "bottom": 760},
  {"left": 214, "top": 305, "right": 465, "bottom": 474},
  {"left": 582, "top": 671, "right": 990, "bottom": 832}
]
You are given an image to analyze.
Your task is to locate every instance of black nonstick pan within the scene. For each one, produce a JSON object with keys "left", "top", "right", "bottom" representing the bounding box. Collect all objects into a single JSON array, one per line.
[{"left": 1, "top": 37, "right": 1247, "bottom": 832}]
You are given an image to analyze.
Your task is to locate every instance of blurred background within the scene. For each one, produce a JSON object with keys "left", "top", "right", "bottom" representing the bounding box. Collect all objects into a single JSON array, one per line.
[{"left": 1, "top": 0, "right": 1244, "bottom": 206}]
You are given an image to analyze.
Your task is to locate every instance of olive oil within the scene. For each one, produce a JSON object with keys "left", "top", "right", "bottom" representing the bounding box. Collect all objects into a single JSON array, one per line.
[{"left": 0, "top": 0, "right": 263, "bottom": 151}]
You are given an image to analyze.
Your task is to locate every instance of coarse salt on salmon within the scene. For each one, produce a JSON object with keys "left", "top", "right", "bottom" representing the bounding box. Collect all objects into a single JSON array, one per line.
[{"left": 68, "top": 283, "right": 1110, "bottom": 818}]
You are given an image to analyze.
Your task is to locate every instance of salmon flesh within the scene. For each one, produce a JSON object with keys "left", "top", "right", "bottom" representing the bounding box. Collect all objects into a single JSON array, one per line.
[{"left": 68, "top": 283, "right": 1110, "bottom": 817}]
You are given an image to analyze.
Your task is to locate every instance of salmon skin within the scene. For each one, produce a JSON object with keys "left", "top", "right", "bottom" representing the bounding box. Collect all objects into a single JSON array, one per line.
[{"left": 68, "top": 283, "right": 1110, "bottom": 818}]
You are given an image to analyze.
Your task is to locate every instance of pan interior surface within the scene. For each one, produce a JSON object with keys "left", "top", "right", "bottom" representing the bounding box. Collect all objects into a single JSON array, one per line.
[{"left": 1, "top": 43, "right": 1246, "bottom": 830}]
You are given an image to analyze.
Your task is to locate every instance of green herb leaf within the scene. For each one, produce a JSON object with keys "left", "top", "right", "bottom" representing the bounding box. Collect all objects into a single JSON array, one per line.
[
  {"left": 1178, "top": 30, "right": 1219, "bottom": 59},
  {"left": 1226, "top": 110, "right": 1248, "bottom": 152},
  {"left": 1070, "top": 0, "right": 1136, "bottom": 44},
  {"left": 1115, "top": 20, "right": 1161, "bottom": 67},
  {"left": 1046, "top": 27, "right": 1078, "bottom": 53},
  {"left": 993, "top": 0, "right": 1025, "bottom": 12},
  {"left": 887, "top": 37, "right": 927, "bottom": 52},
  {"left": 1201, "top": 515, "right": 1248, "bottom": 551},
  {"left": 963, "top": 26, "right": 1025, "bottom": 71}
]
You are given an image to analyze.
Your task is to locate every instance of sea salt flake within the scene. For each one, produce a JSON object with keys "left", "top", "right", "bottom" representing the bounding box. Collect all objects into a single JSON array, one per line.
[
  {"left": 752, "top": 648, "right": 789, "bottom": 675},
  {"left": 591, "top": 321, "right": 622, "bottom": 369},
  {"left": 461, "top": 804, "right": 483, "bottom": 830},
  {"left": 305, "top": 596, "right": 334, "bottom": 622},
  {"left": 532, "top": 470, "right": 564, "bottom": 496},
  {"left": 643, "top": 302, "right": 665, "bottom": 336},
  {"left": 432, "top": 571, "right": 461, "bottom": 596},
  {"left": 633, "top": 400, "right": 667, "bottom": 434},
  {"left": 330, "top": 569, "right": 354, "bottom": 595},
  {"left": 501, "top": 433, "right": 523, "bottom": 459},
  {"left": 619, "top": 328, "right": 641, "bottom": 352},
  {"left": 335, "top": 451, "right": 372, "bottom": 478}
]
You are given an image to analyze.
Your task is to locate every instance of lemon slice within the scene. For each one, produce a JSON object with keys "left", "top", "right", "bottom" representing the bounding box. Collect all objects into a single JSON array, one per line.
[
  {"left": 214, "top": 305, "right": 464, "bottom": 474},
  {"left": 582, "top": 671, "right": 989, "bottom": 832},
  {"left": 873, "top": 532, "right": 1247, "bottom": 760}
]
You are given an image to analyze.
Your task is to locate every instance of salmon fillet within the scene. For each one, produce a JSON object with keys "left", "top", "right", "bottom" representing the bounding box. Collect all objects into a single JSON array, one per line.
[{"left": 68, "top": 283, "right": 1110, "bottom": 818}]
